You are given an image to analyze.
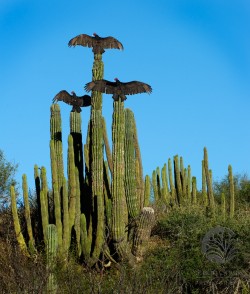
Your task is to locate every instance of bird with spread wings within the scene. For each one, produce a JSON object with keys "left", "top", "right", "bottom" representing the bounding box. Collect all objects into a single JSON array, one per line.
[
  {"left": 53, "top": 90, "right": 91, "bottom": 112},
  {"left": 68, "top": 33, "right": 124, "bottom": 54},
  {"left": 84, "top": 78, "right": 152, "bottom": 101}
]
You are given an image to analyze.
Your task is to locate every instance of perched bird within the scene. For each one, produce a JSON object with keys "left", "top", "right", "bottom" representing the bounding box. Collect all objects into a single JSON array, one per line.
[
  {"left": 84, "top": 78, "right": 152, "bottom": 101},
  {"left": 53, "top": 90, "right": 91, "bottom": 112},
  {"left": 68, "top": 33, "right": 123, "bottom": 54}
]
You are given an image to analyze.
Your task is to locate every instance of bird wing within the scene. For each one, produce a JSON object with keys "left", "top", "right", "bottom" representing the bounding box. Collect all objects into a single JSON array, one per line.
[
  {"left": 53, "top": 90, "right": 75, "bottom": 105},
  {"left": 68, "top": 34, "right": 94, "bottom": 48},
  {"left": 119, "top": 81, "right": 152, "bottom": 95},
  {"left": 84, "top": 80, "right": 117, "bottom": 94},
  {"left": 99, "top": 36, "right": 123, "bottom": 50}
]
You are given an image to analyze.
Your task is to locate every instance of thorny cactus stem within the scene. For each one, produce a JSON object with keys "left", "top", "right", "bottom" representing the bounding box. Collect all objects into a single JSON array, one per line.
[
  {"left": 111, "top": 99, "right": 128, "bottom": 259},
  {"left": 22, "top": 174, "right": 35, "bottom": 253},
  {"left": 168, "top": 158, "right": 176, "bottom": 205},
  {"left": 132, "top": 207, "right": 155, "bottom": 259},
  {"left": 46, "top": 224, "right": 58, "bottom": 294},
  {"left": 50, "top": 140, "right": 63, "bottom": 251},
  {"left": 228, "top": 165, "right": 235, "bottom": 218},
  {"left": 174, "top": 155, "right": 183, "bottom": 205},
  {"left": 124, "top": 108, "right": 140, "bottom": 219},
  {"left": 90, "top": 52, "right": 105, "bottom": 262},
  {"left": 203, "top": 147, "right": 215, "bottom": 216},
  {"left": 10, "top": 185, "right": 29, "bottom": 255},
  {"left": 144, "top": 175, "right": 151, "bottom": 207}
]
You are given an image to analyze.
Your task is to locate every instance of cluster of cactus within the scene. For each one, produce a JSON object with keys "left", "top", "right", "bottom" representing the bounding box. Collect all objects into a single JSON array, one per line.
[
  {"left": 149, "top": 147, "right": 236, "bottom": 218},
  {"left": 10, "top": 35, "right": 155, "bottom": 268}
]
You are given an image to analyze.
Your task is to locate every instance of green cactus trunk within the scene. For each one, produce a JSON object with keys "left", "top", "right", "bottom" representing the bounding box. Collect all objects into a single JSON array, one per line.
[
  {"left": 174, "top": 155, "right": 183, "bottom": 205},
  {"left": 90, "top": 53, "right": 105, "bottom": 261},
  {"left": 10, "top": 185, "right": 29, "bottom": 255},
  {"left": 67, "top": 134, "right": 76, "bottom": 226},
  {"left": 168, "top": 158, "right": 176, "bottom": 206},
  {"left": 22, "top": 174, "right": 36, "bottom": 253},
  {"left": 221, "top": 192, "right": 226, "bottom": 221},
  {"left": 46, "top": 224, "right": 58, "bottom": 294},
  {"left": 144, "top": 175, "right": 151, "bottom": 207},
  {"left": 102, "top": 116, "right": 113, "bottom": 174},
  {"left": 132, "top": 207, "right": 155, "bottom": 258},
  {"left": 132, "top": 111, "right": 144, "bottom": 210},
  {"left": 124, "top": 108, "right": 140, "bottom": 219},
  {"left": 228, "top": 165, "right": 235, "bottom": 218},
  {"left": 50, "top": 140, "right": 63, "bottom": 252},
  {"left": 50, "top": 104, "right": 64, "bottom": 193},
  {"left": 111, "top": 99, "right": 128, "bottom": 259},
  {"left": 191, "top": 176, "right": 197, "bottom": 205},
  {"left": 203, "top": 147, "right": 215, "bottom": 216},
  {"left": 187, "top": 165, "right": 192, "bottom": 203},
  {"left": 161, "top": 163, "right": 169, "bottom": 204},
  {"left": 202, "top": 160, "right": 208, "bottom": 206}
]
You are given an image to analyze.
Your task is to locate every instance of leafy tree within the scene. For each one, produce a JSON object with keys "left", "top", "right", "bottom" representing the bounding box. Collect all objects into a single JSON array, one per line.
[
  {"left": 213, "top": 173, "right": 250, "bottom": 205},
  {"left": 0, "top": 149, "right": 18, "bottom": 208}
]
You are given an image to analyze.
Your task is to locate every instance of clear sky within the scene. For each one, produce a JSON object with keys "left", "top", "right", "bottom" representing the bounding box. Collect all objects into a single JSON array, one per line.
[{"left": 1, "top": 0, "right": 249, "bottom": 191}]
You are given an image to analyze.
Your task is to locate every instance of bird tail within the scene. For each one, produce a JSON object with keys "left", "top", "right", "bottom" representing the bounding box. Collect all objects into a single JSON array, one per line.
[{"left": 72, "top": 106, "right": 82, "bottom": 113}]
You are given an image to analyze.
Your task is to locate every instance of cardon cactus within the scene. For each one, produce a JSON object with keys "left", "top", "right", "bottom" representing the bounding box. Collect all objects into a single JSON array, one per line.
[
  {"left": 228, "top": 165, "right": 235, "bottom": 218},
  {"left": 111, "top": 99, "right": 128, "bottom": 259},
  {"left": 46, "top": 224, "right": 58, "bottom": 294},
  {"left": 124, "top": 108, "right": 140, "bottom": 219},
  {"left": 89, "top": 50, "right": 105, "bottom": 262},
  {"left": 203, "top": 147, "right": 215, "bottom": 216},
  {"left": 10, "top": 185, "right": 29, "bottom": 255},
  {"left": 22, "top": 174, "right": 36, "bottom": 253},
  {"left": 132, "top": 207, "right": 155, "bottom": 258}
]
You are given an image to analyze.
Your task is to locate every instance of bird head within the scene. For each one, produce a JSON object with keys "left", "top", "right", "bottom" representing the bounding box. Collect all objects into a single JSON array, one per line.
[
  {"left": 93, "top": 33, "right": 97, "bottom": 37},
  {"left": 114, "top": 78, "right": 119, "bottom": 82},
  {"left": 71, "top": 91, "right": 76, "bottom": 96}
]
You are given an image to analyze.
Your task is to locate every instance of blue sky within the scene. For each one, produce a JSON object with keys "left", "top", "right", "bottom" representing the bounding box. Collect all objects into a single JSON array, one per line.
[{"left": 1, "top": 0, "right": 249, "bottom": 191}]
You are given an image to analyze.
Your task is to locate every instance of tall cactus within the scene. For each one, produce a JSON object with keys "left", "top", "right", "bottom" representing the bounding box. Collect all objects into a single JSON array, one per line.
[
  {"left": 10, "top": 185, "right": 29, "bottom": 255},
  {"left": 124, "top": 108, "right": 140, "bottom": 219},
  {"left": 90, "top": 52, "right": 105, "bottom": 262},
  {"left": 168, "top": 158, "right": 176, "bottom": 205},
  {"left": 22, "top": 174, "right": 35, "bottom": 253},
  {"left": 132, "top": 207, "right": 155, "bottom": 259},
  {"left": 228, "top": 165, "right": 235, "bottom": 218},
  {"left": 70, "top": 111, "right": 84, "bottom": 196},
  {"left": 161, "top": 163, "right": 169, "bottom": 204},
  {"left": 174, "top": 155, "right": 183, "bottom": 205},
  {"left": 144, "top": 175, "right": 151, "bottom": 207},
  {"left": 203, "top": 147, "right": 215, "bottom": 216},
  {"left": 111, "top": 99, "right": 128, "bottom": 259},
  {"left": 50, "top": 140, "right": 63, "bottom": 252},
  {"left": 132, "top": 110, "right": 144, "bottom": 209},
  {"left": 50, "top": 104, "right": 64, "bottom": 191},
  {"left": 46, "top": 224, "right": 58, "bottom": 294}
]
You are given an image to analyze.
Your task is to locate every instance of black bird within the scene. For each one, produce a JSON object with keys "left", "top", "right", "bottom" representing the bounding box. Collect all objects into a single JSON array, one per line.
[
  {"left": 53, "top": 90, "right": 91, "bottom": 112},
  {"left": 68, "top": 33, "right": 123, "bottom": 54},
  {"left": 84, "top": 78, "right": 152, "bottom": 101}
]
